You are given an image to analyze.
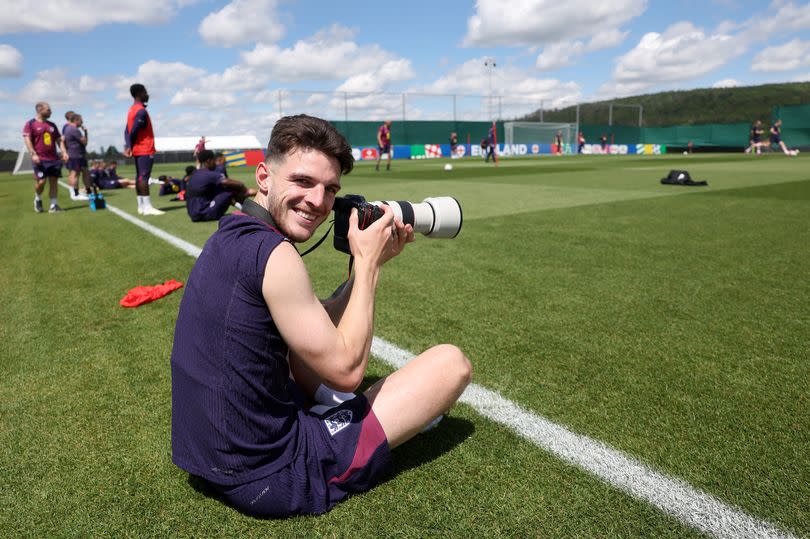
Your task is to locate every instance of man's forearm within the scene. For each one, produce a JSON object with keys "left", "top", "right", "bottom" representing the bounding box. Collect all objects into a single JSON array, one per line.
[{"left": 335, "top": 265, "right": 378, "bottom": 377}]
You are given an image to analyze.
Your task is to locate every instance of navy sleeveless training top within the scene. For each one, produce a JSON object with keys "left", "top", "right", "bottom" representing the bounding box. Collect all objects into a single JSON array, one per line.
[{"left": 171, "top": 213, "right": 302, "bottom": 485}]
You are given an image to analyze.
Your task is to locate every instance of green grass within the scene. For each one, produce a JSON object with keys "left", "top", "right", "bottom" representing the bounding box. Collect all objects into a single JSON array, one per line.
[{"left": 1, "top": 153, "right": 807, "bottom": 537}]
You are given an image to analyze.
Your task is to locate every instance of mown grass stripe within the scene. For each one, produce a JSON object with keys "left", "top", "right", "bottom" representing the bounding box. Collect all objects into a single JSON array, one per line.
[
  {"left": 77, "top": 181, "right": 797, "bottom": 539},
  {"left": 372, "top": 336, "right": 797, "bottom": 539}
]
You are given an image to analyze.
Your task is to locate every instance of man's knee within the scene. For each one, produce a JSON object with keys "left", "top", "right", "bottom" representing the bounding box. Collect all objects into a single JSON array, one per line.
[{"left": 431, "top": 344, "right": 472, "bottom": 388}]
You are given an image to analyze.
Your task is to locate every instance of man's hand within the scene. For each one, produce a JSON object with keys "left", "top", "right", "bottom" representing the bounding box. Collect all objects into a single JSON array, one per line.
[
  {"left": 123, "top": 148, "right": 132, "bottom": 158},
  {"left": 347, "top": 205, "right": 414, "bottom": 269},
  {"left": 31, "top": 154, "right": 41, "bottom": 165}
]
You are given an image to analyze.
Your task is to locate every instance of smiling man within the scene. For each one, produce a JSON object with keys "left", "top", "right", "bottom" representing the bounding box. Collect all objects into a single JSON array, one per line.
[{"left": 170, "top": 114, "right": 471, "bottom": 518}]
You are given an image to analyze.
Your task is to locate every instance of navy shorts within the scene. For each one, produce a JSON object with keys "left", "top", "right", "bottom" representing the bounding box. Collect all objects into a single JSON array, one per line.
[
  {"left": 33, "top": 160, "right": 62, "bottom": 179},
  {"left": 99, "top": 180, "right": 123, "bottom": 190},
  {"left": 134, "top": 154, "right": 154, "bottom": 183},
  {"left": 770, "top": 136, "right": 781, "bottom": 144},
  {"left": 189, "top": 191, "right": 233, "bottom": 222},
  {"left": 378, "top": 145, "right": 391, "bottom": 155},
  {"left": 67, "top": 157, "right": 88, "bottom": 171},
  {"left": 214, "top": 395, "right": 392, "bottom": 517}
]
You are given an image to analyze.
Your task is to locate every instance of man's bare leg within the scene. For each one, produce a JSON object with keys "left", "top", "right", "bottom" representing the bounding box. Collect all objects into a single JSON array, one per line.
[{"left": 364, "top": 344, "right": 471, "bottom": 449}]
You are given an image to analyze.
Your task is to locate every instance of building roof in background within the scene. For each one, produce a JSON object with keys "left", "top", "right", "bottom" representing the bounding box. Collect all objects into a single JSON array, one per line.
[{"left": 154, "top": 135, "right": 263, "bottom": 152}]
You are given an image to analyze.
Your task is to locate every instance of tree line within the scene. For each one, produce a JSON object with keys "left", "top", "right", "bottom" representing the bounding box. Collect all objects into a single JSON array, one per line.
[{"left": 520, "top": 82, "right": 810, "bottom": 126}]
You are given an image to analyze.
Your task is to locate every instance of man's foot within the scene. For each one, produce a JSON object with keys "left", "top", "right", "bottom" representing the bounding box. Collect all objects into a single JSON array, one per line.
[
  {"left": 375, "top": 165, "right": 379, "bottom": 171},
  {"left": 71, "top": 191, "right": 89, "bottom": 201},
  {"left": 421, "top": 415, "right": 444, "bottom": 433},
  {"left": 48, "top": 204, "right": 64, "bottom": 213},
  {"left": 140, "top": 206, "right": 165, "bottom": 216},
  {"left": 34, "top": 199, "right": 44, "bottom": 213}
]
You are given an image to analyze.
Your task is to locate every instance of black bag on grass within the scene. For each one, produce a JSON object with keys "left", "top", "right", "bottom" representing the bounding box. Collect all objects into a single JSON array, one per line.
[{"left": 661, "top": 170, "right": 707, "bottom": 186}]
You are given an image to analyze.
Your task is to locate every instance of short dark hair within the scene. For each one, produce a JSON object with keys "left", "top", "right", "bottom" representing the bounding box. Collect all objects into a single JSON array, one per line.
[
  {"left": 198, "top": 149, "right": 215, "bottom": 163},
  {"left": 65, "top": 110, "right": 75, "bottom": 121},
  {"left": 185, "top": 165, "right": 196, "bottom": 176},
  {"left": 266, "top": 114, "right": 354, "bottom": 175},
  {"left": 130, "top": 83, "right": 146, "bottom": 99}
]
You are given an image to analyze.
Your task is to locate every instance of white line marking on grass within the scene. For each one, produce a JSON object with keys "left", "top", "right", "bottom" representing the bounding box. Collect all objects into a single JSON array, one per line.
[
  {"left": 105, "top": 205, "right": 203, "bottom": 258},
  {"left": 78, "top": 181, "right": 796, "bottom": 539},
  {"left": 371, "top": 337, "right": 797, "bottom": 539},
  {"left": 58, "top": 181, "right": 202, "bottom": 258}
]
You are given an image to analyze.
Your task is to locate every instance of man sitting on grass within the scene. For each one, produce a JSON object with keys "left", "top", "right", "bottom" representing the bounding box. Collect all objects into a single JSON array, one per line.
[
  {"left": 185, "top": 149, "right": 256, "bottom": 222},
  {"left": 170, "top": 114, "right": 472, "bottom": 518},
  {"left": 91, "top": 160, "right": 135, "bottom": 189}
]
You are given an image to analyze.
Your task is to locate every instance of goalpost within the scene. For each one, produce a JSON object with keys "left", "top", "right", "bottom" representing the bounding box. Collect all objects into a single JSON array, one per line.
[
  {"left": 12, "top": 148, "right": 34, "bottom": 175},
  {"left": 504, "top": 122, "right": 577, "bottom": 151}
]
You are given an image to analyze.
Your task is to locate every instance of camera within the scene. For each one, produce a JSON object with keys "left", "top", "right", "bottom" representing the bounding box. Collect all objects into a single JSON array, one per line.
[{"left": 332, "top": 195, "right": 463, "bottom": 254}]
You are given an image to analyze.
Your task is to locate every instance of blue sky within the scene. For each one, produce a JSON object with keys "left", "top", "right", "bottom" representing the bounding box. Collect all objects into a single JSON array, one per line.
[{"left": 2, "top": 0, "right": 809, "bottom": 151}]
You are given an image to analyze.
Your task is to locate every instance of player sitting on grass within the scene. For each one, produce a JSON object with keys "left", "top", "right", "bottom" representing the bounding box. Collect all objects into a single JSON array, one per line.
[
  {"left": 158, "top": 166, "right": 194, "bottom": 199},
  {"left": 91, "top": 160, "right": 135, "bottom": 189},
  {"left": 185, "top": 149, "right": 256, "bottom": 222},
  {"left": 170, "top": 114, "right": 472, "bottom": 518}
]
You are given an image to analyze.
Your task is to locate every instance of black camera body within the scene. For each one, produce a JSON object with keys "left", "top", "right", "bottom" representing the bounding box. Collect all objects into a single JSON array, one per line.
[{"left": 332, "top": 195, "right": 384, "bottom": 254}]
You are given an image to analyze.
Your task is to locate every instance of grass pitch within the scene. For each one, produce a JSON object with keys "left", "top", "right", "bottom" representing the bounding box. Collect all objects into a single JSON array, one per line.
[{"left": 0, "top": 153, "right": 807, "bottom": 537}]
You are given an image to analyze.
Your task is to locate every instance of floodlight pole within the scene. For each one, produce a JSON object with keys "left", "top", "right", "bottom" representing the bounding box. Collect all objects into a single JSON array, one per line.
[{"left": 609, "top": 103, "right": 613, "bottom": 126}]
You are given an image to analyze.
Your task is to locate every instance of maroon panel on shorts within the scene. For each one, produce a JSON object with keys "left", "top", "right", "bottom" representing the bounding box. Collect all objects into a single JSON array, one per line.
[{"left": 213, "top": 394, "right": 392, "bottom": 517}]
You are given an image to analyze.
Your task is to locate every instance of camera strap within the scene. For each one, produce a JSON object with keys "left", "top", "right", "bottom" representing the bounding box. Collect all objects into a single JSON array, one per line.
[{"left": 240, "top": 198, "right": 332, "bottom": 258}]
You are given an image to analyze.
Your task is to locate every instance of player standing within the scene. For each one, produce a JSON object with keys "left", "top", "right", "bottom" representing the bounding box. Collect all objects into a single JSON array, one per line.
[
  {"left": 375, "top": 120, "right": 392, "bottom": 171},
  {"left": 124, "top": 83, "right": 164, "bottom": 215},
  {"left": 63, "top": 113, "right": 93, "bottom": 200},
  {"left": 22, "top": 102, "right": 67, "bottom": 213}
]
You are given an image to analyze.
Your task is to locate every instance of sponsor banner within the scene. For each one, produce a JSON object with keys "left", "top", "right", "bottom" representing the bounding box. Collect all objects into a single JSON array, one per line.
[
  {"left": 635, "top": 144, "right": 667, "bottom": 155},
  {"left": 222, "top": 150, "right": 265, "bottom": 167},
  {"left": 224, "top": 151, "right": 246, "bottom": 167},
  {"left": 410, "top": 144, "right": 443, "bottom": 159},
  {"left": 581, "top": 144, "right": 631, "bottom": 155},
  {"left": 351, "top": 142, "right": 663, "bottom": 159}
]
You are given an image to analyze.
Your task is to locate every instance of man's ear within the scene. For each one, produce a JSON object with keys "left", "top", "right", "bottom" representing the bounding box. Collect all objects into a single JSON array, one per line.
[{"left": 255, "top": 161, "right": 271, "bottom": 194}]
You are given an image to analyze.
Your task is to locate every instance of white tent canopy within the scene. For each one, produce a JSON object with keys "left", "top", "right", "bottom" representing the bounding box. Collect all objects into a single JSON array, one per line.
[{"left": 154, "top": 135, "right": 263, "bottom": 152}]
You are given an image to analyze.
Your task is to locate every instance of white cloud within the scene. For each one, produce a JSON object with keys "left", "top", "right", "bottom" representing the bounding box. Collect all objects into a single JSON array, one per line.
[
  {"left": 18, "top": 68, "right": 106, "bottom": 106},
  {"left": 712, "top": 78, "right": 740, "bottom": 88},
  {"left": 419, "top": 58, "right": 581, "bottom": 110},
  {"left": 601, "top": 22, "right": 745, "bottom": 96},
  {"left": 114, "top": 60, "right": 206, "bottom": 100},
  {"left": 0, "top": 1, "right": 188, "bottom": 34},
  {"left": 198, "top": 0, "right": 285, "bottom": 47},
  {"left": 170, "top": 88, "right": 237, "bottom": 108},
  {"left": 535, "top": 29, "right": 628, "bottom": 71},
  {"left": 336, "top": 59, "right": 416, "bottom": 93},
  {"left": 751, "top": 38, "right": 810, "bottom": 72},
  {"left": 464, "top": 0, "right": 646, "bottom": 46},
  {"left": 793, "top": 72, "right": 810, "bottom": 82},
  {"left": 206, "top": 64, "right": 271, "bottom": 92},
  {"left": 0, "top": 44, "right": 22, "bottom": 77},
  {"left": 755, "top": 1, "right": 810, "bottom": 34},
  {"left": 536, "top": 41, "right": 585, "bottom": 71},
  {"left": 241, "top": 25, "right": 403, "bottom": 83}
]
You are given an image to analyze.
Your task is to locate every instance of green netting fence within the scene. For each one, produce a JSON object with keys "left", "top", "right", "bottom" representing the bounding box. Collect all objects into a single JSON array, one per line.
[
  {"left": 332, "top": 104, "right": 810, "bottom": 148},
  {"left": 773, "top": 104, "right": 810, "bottom": 146},
  {"left": 330, "top": 121, "right": 503, "bottom": 147}
]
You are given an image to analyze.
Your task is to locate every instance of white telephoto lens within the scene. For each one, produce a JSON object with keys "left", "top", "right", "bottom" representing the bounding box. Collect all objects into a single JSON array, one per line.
[{"left": 422, "top": 197, "right": 462, "bottom": 238}]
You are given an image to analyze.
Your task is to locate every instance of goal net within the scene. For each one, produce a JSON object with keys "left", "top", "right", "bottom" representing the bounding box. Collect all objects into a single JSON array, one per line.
[
  {"left": 504, "top": 122, "right": 577, "bottom": 148},
  {"left": 12, "top": 148, "right": 33, "bottom": 175}
]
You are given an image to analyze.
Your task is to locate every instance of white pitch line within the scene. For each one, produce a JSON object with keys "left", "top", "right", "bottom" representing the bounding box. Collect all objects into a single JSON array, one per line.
[
  {"left": 372, "top": 336, "right": 797, "bottom": 539},
  {"left": 81, "top": 185, "right": 796, "bottom": 539}
]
